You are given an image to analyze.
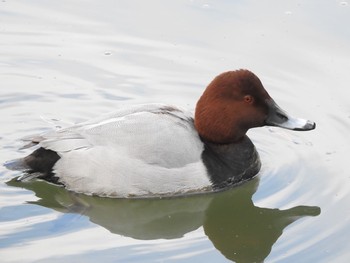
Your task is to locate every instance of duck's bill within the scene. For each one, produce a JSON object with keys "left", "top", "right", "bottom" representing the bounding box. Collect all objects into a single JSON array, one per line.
[{"left": 265, "top": 99, "right": 316, "bottom": 131}]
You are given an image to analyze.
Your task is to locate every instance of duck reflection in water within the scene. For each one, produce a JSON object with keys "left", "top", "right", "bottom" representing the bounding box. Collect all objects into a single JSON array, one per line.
[{"left": 8, "top": 177, "right": 320, "bottom": 262}]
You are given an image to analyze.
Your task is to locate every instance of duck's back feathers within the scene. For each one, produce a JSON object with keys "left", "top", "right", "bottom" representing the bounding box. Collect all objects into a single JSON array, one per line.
[{"left": 40, "top": 103, "right": 203, "bottom": 167}]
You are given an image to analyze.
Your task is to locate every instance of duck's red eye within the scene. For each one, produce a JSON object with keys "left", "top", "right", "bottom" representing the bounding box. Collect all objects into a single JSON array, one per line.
[{"left": 244, "top": 95, "right": 254, "bottom": 104}]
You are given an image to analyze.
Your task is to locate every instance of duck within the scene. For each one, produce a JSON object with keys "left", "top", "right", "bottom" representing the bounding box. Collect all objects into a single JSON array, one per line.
[{"left": 6, "top": 69, "right": 315, "bottom": 198}]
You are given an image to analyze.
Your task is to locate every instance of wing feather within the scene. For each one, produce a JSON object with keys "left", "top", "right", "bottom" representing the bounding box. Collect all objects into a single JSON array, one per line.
[{"left": 22, "top": 104, "right": 203, "bottom": 168}]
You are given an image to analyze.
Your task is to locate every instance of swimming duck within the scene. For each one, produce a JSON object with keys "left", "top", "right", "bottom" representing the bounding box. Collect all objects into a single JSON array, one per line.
[{"left": 6, "top": 70, "right": 315, "bottom": 198}]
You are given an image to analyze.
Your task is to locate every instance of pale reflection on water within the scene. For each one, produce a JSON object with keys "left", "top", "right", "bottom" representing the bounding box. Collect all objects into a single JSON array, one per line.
[
  {"left": 6, "top": 178, "right": 319, "bottom": 263},
  {"left": 1, "top": 0, "right": 350, "bottom": 262}
]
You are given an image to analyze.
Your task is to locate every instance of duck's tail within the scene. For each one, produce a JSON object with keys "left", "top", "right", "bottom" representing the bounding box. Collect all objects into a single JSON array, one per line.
[
  {"left": 4, "top": 158, "right": 29, "bottom": 172},
  {"left": 4, "top": 158, "right": 40, "bottom": 181},
  {"left": 4, "top": 147, "right": 61, "bottom": 184}
]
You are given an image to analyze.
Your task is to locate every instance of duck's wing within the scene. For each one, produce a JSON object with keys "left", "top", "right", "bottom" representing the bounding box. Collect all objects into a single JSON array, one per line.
[
  {"left": 22, "top": 104, "right": 168, "bottom": 151},
  {"left": 26, "top": 104, "right": 204, "bottom": 168}
]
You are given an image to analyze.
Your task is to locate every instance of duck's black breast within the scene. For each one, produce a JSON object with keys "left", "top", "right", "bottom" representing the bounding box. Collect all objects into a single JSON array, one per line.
[{"left": 201, "top": 136, "right": 261, "bottom": 190}]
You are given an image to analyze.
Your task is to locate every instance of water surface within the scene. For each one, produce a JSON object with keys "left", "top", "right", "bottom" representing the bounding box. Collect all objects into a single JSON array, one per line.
[{"left": 1, "top": 1, "right": 350, "bottom": 262}]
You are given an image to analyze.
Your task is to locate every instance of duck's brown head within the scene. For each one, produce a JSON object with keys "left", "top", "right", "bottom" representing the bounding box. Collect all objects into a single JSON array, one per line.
[{"left": 194, "top": 69, "right": 315, "bottom": 144}]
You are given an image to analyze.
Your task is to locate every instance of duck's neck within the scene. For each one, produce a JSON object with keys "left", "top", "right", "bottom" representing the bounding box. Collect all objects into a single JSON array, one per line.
[
  {"left": 198, "top": 128, "right": 248, "bottom": 144},
  {"left": 194, "top": 110, "right": 248, "bottom": 144}
]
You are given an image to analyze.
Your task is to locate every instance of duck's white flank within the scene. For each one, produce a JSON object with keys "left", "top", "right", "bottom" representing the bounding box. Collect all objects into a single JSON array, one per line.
[{"left": 35, "top": 104, "right": 211, "bottom": 197}]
